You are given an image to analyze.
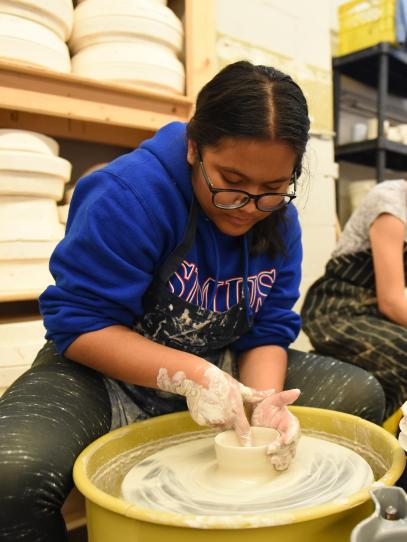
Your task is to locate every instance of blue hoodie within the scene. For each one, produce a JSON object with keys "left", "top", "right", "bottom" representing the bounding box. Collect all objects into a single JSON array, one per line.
[{"left": 39, "top": 122, "right": 302, "bottom": 354}]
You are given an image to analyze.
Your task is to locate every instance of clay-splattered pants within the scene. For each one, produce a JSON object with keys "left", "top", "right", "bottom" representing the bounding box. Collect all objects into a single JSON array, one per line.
[{"left": 0, "top": 342, "right": 385, "bottom": 541}]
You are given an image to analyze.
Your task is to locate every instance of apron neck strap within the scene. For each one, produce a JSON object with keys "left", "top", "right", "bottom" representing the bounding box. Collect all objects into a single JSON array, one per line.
[{"left": 158, "top": 197, "right": 199, "bottom": 284}]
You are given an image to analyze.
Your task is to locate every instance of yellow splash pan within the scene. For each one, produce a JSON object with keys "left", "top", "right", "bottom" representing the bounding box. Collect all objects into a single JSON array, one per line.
[{"left": 73, "top": 406, "right": 406, "bottom": 542}]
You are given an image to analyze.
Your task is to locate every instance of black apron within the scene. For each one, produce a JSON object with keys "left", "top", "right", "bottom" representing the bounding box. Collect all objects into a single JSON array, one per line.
[{"left": 118, "top": 198, "right": 254, "bottom": 416}]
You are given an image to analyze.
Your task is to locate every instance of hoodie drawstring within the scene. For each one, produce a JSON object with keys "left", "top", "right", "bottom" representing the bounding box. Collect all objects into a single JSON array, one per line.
[
  {"left": 243, "top": 234, "right": 253, "bottom": 324},
  {"left": 208, "top": 223, "right": 220, "bottom": 310},
  {"left": 208, "top": 223, "right": 252, "bottom": 323}
]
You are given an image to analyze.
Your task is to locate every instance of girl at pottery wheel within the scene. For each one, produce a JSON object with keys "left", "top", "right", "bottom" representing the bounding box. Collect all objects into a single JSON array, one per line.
[{"left": 0, "top": 61, "right": 385, "bottom": 541}]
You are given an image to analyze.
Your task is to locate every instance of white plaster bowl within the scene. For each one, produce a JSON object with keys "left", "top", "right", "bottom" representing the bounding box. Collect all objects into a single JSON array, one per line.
[
  {"left": 0, "top": 318, "right": 46, "bottom": 388},
  {"left": 0, "top": 240, "right": 59, "bottom": 261},
  {"left": 70, "top": 0, "right": 183, "bottom": 55},
  {"left": 0, "top": 150, "right": 71, "bottom": 200},
  {"left": 65, "top": 186, "right": 75, "bottom": 203},
  {"left": 0, "top": 259, "right": 54, "bottom": 297},
  {"left": 58, "top": 204, "right": 69, "bottom": 225},
  {"left": 0, "top": 197, "right": 65, "bottom": 241},
  {"left": 0, "top": 129, "right": 59, "bottom": 157},
  {"left": 0, "top": 14, "right": 71, "bottom": 73},
  {"left": 0, "top": 238, "right": 58, "bottom": 301},
  {"left": 0, "top": 0, "right": 74, "bottom": 41},
  {"left": 71, "top": 41, "right": 185, "bottom": 94}
]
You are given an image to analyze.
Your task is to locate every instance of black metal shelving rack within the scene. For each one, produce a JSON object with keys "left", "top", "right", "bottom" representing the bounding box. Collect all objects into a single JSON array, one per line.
[{"left": 333, "top": 42, "right": 407, "bottom": 183}]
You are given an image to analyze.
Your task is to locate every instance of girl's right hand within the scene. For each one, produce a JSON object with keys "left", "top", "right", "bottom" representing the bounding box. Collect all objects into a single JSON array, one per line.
[{"left": 157, "top": 366, "right": 252, "bottom": 446}]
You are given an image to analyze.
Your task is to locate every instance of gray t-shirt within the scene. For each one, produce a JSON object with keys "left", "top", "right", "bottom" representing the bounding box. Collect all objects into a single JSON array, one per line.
[{"left": 333, "top": 179, "right": 407, "bottom": 258}]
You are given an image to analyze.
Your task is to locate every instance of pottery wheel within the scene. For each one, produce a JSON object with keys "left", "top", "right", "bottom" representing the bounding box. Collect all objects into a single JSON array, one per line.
[{"left": 121, "top": 435, "right": 374, "bottom": 516}]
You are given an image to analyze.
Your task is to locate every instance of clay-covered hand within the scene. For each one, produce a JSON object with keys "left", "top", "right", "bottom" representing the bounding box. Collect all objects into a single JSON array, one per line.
[
  {"left": 157, "top": 366, "right": 252, "bottom": 446},
  {"left": 250, "top": 389, "right": 301, "bottom": 471}
]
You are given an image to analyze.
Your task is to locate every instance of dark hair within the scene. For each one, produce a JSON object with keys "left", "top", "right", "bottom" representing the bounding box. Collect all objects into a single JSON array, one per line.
[{"left": 187, "top": 60, "right": 310, "bottom": 258}]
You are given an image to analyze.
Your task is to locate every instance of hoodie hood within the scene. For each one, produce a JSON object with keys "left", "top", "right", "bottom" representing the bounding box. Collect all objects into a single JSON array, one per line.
[{"left": 99, "top": 122, "right": 193, "bottom": 210}]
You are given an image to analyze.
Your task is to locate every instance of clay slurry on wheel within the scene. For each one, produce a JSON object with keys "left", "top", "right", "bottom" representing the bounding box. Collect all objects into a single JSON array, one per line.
[{"left": 121, "top": 434, "right": 374, "bottom": 516}]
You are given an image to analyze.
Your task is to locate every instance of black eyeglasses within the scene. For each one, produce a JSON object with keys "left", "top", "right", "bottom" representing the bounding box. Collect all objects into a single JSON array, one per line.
[{"left": 198, "top": 151, "right": 297, "bottom": 212}]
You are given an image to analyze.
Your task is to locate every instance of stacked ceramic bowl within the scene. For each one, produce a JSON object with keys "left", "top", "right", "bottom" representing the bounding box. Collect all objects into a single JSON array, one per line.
[
  {"left": 0, "top": 0, "right": 73, "bottom": 73},
  {"left": 70, "top": 0, "right": 185, "bottom": 93},
  {"left": 0, "top": 318, "right": 46, "bottom": 393},
  {"left": 0, "top": 129, "right": 71, "bottom": 297}
]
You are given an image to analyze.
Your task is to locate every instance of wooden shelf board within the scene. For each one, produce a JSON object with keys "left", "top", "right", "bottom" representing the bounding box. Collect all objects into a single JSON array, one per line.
[
  {"left": 0, "top": 109, "right": 153, "bottom": 148},
  {"left": 0, "top": 289, "right": 41, "bottom": 303},
  {"left": 0, "top": 60, "right": 194, "bottom": 147},
  {"left": 65, "top": 514, "right": 87, "bottom": 532}
]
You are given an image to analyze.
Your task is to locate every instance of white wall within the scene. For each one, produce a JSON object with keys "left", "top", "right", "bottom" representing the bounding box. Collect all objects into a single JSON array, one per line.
[{"left": 215, "top": 0, "right": 332, "bottom": 70}]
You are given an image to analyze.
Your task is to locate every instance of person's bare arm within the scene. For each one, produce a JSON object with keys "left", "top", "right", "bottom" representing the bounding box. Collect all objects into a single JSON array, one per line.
[
  {"left": 370, "top": 213, "right": 407, "bottom": 327},
  {"left": 66, "top": 325, "right": 254, "bottom": 443},
  {"left": 237, "top": 345, "right": 300, "bottom": 470},
  {"left": 238, "top": 345, "right": 287, "bottom": 391},
  {"left": 65, "top": 325, "right": 211, "bottom": 387}
]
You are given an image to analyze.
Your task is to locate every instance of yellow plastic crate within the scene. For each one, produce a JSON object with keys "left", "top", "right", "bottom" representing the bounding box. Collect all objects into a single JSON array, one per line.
[{"left": 338, "top": 0, "right": 397, "bottom": 56}]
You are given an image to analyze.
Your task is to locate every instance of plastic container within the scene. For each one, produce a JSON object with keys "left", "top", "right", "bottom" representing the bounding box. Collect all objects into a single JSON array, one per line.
[
  {"left": 352, "top": 122, "right": 368, "bottom": 141},
  {"left": 351, "top": 487, "right": 407, "bottom": 541},
  {"left": 74, "top": 407, "right": 406, "bottom": 542},
  {"left": 338, "top": 0, "right": 397, "bottom": 56}
]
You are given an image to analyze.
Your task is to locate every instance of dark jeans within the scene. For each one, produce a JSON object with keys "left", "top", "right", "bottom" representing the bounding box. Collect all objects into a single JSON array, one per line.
[{"left": 0, "top": 343, "right": 385, "bottom": 541}]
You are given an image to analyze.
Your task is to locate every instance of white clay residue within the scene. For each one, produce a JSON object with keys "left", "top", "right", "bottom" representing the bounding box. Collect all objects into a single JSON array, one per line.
[
  {"left": 157, "top": 366, "right": 247, "bottom": 433},
  {"left": 179, "top": 308, "right": 192, "bottom": 325},
  {"left": 121, "top": 434, "right": 374, "bottom": 516}
]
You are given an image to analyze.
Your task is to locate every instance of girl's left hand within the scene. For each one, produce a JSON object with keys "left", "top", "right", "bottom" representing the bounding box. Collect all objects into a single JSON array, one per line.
[{"left": 248, "top": 388, "right": 301, "bottom": 471}]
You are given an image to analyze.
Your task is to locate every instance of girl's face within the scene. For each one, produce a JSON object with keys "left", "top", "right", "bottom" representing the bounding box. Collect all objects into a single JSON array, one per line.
[{"left": 187, "top": 137, "right": 298, "bottom": 236}]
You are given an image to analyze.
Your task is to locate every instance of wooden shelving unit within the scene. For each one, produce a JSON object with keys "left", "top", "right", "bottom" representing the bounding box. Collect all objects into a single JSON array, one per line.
[
  {"left": 0, "top": 59, "right": 193, "bottom": 148},
  {"left": 335, "top": 137, "right": 407, "bottom": 171},
  {"left": 0, "top": 0, "right": 217, "bottom": 302},
  {"left": 0, "top": 0, "right": 217, "bottom": 149},
  {"left": 0, "top": 287, "right": 43, "bottom": 304}
]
